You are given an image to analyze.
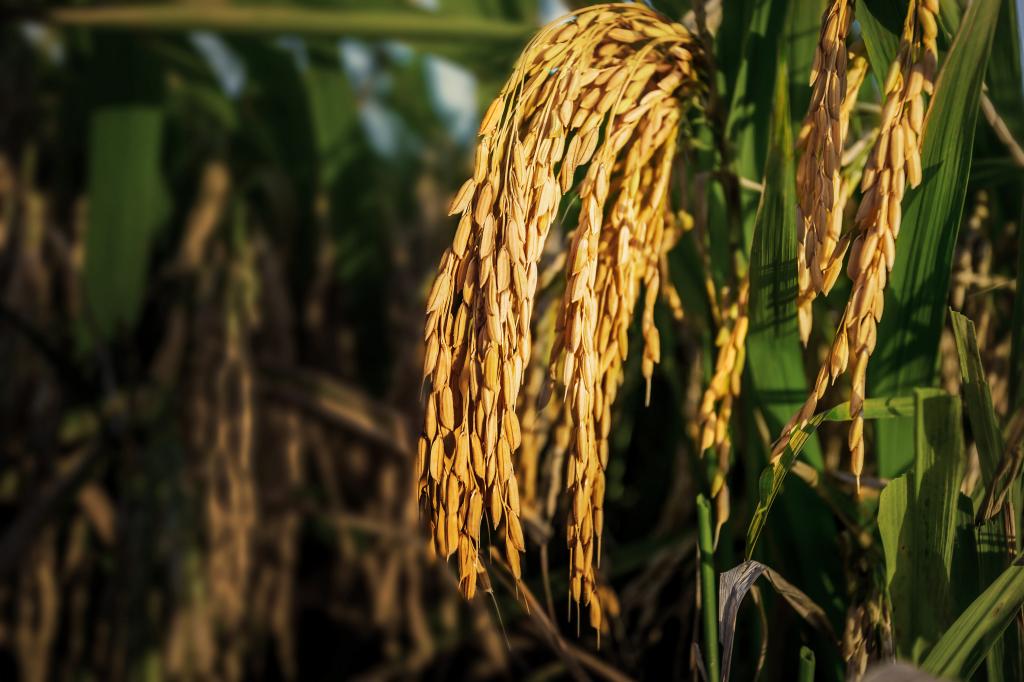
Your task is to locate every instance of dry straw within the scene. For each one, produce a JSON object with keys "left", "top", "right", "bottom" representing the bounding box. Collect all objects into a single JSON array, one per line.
[
  {"left": 418, "top": 3, "right": 707, "bottom": 630},
  {"left": 774, "top": 0, "right": 939, "bottom": 487}
]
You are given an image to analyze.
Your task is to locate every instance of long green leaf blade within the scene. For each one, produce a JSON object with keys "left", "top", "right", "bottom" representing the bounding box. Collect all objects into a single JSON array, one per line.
[
  {"left": 878, "top": 389, "right": 965, "bottom": 663},
  {"left": 976, "top": 513, "right": 1023, "bottom": 680},
  {"left": 745, "top": 395, "right": 916, "bottom": 557},
  {"left": 747, "top": 57, "right": 819, "bottom": 463},
  {"left": 745, "top": 59, "right": 845, "bottom": 639},
  {"left": 857, "top": 0, "right": 906, "bottom": 83},
  {"left": 922, "top": 557, "right": 1024, "bottom": 679},
  {"left": 725, "top": 0, "right": 790, "bottom": 250},
  {"left": 951, "top": 310, "right": 1004, "bottom": 488},
  {"left": 784, "top": 0, "right": 827, "bottom": 131},
  {"left": 82, "top": 106, "right": 167, "bottom": 345}
]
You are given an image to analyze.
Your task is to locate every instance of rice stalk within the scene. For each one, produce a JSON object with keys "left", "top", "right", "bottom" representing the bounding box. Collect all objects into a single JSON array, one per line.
[
  {"left": 418, "top": 2, "right": 707, "bottom": 628},
  {"left": 773, "top": 0, "right": 939, "bottom": 488},
  {"left": 951, "top": 190, "right": 991, "bottom": 311},
  {"left": 14, "top": 530, "right": 58, "bottom": 682},
  {"left": 185, "top": 237, "right": 260, "bottom": 679}
]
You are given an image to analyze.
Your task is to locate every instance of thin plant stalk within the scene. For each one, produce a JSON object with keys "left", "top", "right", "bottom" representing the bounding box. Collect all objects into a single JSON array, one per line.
[
  {"left": 799, "top": 646, "right": 815, "bottom": 682},
  {"left": 697, "top": 494, "right": 720, "bottom": 681}
]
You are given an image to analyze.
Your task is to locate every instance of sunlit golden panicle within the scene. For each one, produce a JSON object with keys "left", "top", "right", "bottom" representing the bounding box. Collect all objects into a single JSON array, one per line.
[
  {"left": 795, "top": 0, "right": 856, "bottom": 345},
  {"left": 773, "top": 0, "right": 939, "bottom": 489},
  {"left": 418, "top": 3, "right": 707, "bottom": 629},
  {"left": 695, "top": 278, "right": 749, "bottom": 487}
]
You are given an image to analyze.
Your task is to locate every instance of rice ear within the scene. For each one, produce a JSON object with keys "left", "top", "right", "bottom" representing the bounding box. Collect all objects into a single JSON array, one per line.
[
  {"left": 794, "top": 0, "right": 860, "bottom": 344},
  {"left": 418, "top": 2, "right": 708, "bottom": 629},
  {"left": 773, "top": 0, "right": 939, "bottom": 490}
]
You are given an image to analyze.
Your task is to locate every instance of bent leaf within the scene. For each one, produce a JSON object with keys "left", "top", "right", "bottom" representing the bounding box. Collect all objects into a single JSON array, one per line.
[
  {"left": 878, "top": 389, "right": 964, "bottom": 663},
  {"left": 922, "top": 556, "right": 1024, "bottom": 679},
  {"left": 745, "top": 395, "right": 916, "bottom": 558}
]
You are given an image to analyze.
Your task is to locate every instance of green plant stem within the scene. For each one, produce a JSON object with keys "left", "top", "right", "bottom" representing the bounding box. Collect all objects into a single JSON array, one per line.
[
  {"left": 697, "top": 494, "right": 720, "bottom": 681},
  {"left": 48, "top": 5, "right": 532, "bottom": 42},
  {"left": 799, "top": 646, "right": 815, "bottom": 682}
]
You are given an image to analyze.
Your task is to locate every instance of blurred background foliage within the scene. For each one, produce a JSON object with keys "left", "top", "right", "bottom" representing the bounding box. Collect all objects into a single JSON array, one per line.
[{"left": 0, "top": 0, "right": 1021, "bottom": 681}]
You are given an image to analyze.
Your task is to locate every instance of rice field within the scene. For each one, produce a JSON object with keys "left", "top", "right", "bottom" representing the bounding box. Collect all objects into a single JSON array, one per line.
[{"left": 0, "top": 1, "right": 1022, "bottom": 680}]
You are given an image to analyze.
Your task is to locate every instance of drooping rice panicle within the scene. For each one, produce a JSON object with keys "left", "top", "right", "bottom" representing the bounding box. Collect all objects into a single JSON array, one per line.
[
  {"left": 418, "top": 3, "right": 707, "bottom": 630},
  {"left": 795, "top": 0, "right": 856, "bottom": 345},
  {"left": 695, "top": 277, "right": 749, "bottom": 494},
  {"left": 773, "top": 0, "right": 939, "bottom": 489},
  {"left": 556, "top": 97, "right": 683, "bottom": 628}
]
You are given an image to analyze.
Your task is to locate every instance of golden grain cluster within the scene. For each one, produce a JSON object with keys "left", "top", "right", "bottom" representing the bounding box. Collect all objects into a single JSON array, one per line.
[
  {"left": 422, "top": 0, "right": 941, "bottom": 632},
  {"left": 696, "top": 279, "right": 748, "bottom": 495},
  {"left": 775, "top": 0, "right": 939, "bottom": 486},
  {"left": 418, "top": 3, "right": 707, "bottom": 628},
  {"left": 795, "top": 0, "right": 859, "bottom": 344}
]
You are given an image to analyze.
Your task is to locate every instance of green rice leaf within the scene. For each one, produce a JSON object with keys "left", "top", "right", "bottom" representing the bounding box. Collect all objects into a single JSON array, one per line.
[
  {"left": 81, "top": 106, "right": 168, "bottom": 347},
  {"left": 713, "top": 0, "right": 755, "bottom": 108},
  {"left": 922, "top": 556, "right": 1024, "bottom": 679},
  {"left": 937, "top": 0, "right": 964, "bottom": 38},
  {"left": 950, "top": 494, "right": 979, "bottom": 618},
  {"left": 784, "top": 0, "right": 827, "bottom": 131},
  {"left": 725, "top": 0, "right": 790, "bottom": 249},
  {"left": 745, "top": 395, "right": 915, "bottom": 558},
  {"left": 878, "top": 388, "right": 964, "bottom": 663},
  {"left": 303, "top": 60, "right": 358, "bottom": 191},
  {"left": 975, "top": 512, "right": 1023, "bottom": 680},
  {"left": 857, "top": 0, "right": 907, "bottom": 84},
  {"left": 951, "top": 314, "right": 1024, "bottom": 677},
  {"left": 745, "top": 60, "right": 843, "bottom": 636},
  {"left": 950, "top": 310, "right": 1004, "bottom": 489},
  {"left": 746, "top": 57, "right": 819, "bottom": 464}
]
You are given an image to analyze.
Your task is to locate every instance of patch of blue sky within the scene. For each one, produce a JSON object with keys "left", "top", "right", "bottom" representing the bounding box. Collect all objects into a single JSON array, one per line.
[
  {"left": 190, "top": 32, "right": 246, "bottom": 99},
  {"left": 275, "top": 35, "right": 311, "bottom": 72},
  {"left": 539, "top": 0, "right": 571, "bottom": 24},
  {"left": 424, "top": 55, "right": 478, "bottom": 145},
  {"left": 19, "top": 22, "right": 65, "bottom": 66},
  {"left": 359, "top": 98, "right": 421, "bottom": 159},
  {"left": 337, "top": 39, "right": 418, "bottom": 158},
  {"left": 340, "top": 39, "right": 374, "bottom": 91}
]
